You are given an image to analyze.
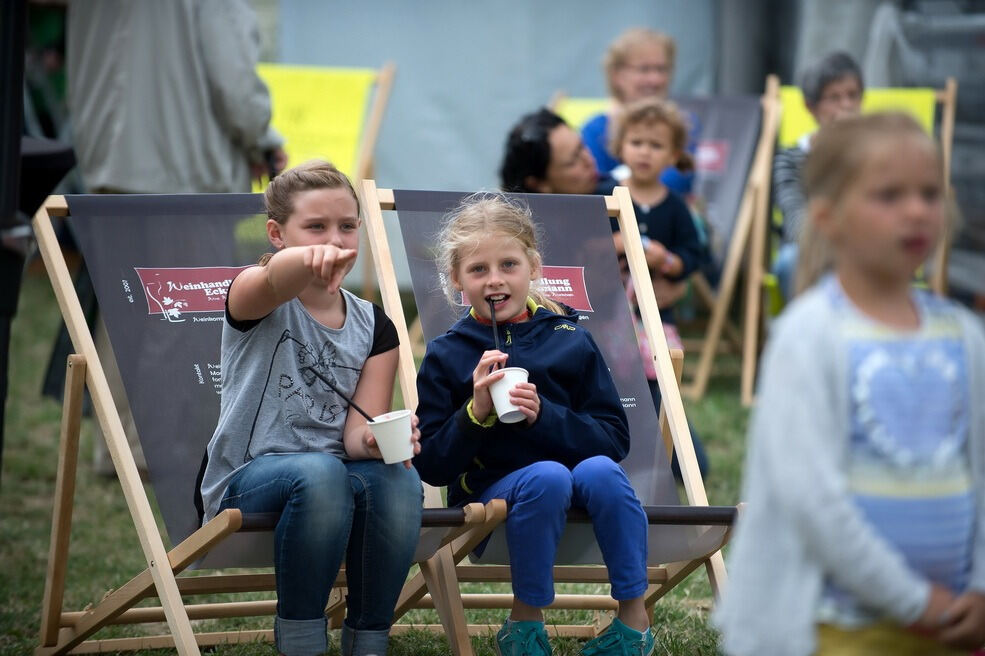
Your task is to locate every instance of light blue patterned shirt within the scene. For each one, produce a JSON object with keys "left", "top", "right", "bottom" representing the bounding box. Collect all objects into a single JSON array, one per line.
[{"left": 819, "top": 279, "right": 974, "bottom": 626}]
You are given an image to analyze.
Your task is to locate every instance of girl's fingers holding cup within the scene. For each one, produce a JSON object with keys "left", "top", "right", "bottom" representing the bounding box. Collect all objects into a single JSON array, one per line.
[
  {"left": 363, "top": 431, "right": 383, "bottom": 458},
  {"left": 475, "top": 368, "right": 506, "bottom": 390},
  {"left": 510, "top": 390, "right": 540, "bottom": 410},
  {"left": 477, "top": 350, "right": 508, "bottom": 371}
]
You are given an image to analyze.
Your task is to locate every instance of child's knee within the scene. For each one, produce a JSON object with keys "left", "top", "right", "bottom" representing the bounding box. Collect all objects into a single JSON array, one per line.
[
  {"left": 377, "top": 468, "right": 424, "bottom": 521},
  {"left": 572, "top": 455, "right": 622, "bottom": 484},
  {"left": 290, "top": 453, "right": 349, "bottom": 503},
  {"left": 516, "top": 460, "right": 573, "bottom": 503},
  {"left": 572, "top": 455, "right": 635, "bottom": 501}
]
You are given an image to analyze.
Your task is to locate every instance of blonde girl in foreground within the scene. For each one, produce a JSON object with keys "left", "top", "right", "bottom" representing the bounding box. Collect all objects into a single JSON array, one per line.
[
  {"left": 714, "top": 113, "right": 985, "bottom": 655},
  {"left": 414, "top": 194, "right": 654, "bottom": 656}
]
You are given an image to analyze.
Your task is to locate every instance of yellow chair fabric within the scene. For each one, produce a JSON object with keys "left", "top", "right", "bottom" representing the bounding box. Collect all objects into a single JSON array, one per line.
[
  {"left": 553, "top": 96, "right": 611, "bottom": 129},
  {"left": 256, "top": 63, "right": 377, "bottom": 180},
  {"left": 778, "top": 86, "right": 936, "bottom": 148}
]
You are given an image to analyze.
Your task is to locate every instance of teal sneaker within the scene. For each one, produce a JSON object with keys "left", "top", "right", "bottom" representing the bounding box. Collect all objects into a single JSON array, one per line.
[
  {"left": 495, "top": 619, "right": 553, "bottom": 656},
  {"left": 580, "top": 618, "right": 655, "bottom": 656}
]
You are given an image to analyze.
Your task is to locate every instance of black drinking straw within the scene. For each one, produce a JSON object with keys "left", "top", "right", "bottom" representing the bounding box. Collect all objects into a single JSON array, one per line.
[
  {"left": 488, "top": 298, "right": 506, "bottom": 369},
  {"left": 306, "top": 367, "right": 375, "bottom": 423},
  {"left": 488, "top": 298, "right": 500, "bottom": 352}
]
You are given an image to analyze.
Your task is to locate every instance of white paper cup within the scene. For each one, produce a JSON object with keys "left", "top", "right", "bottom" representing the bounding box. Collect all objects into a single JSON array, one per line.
[
  {"left": 370, "top": 409, "right": 414, "bottom": 464},
  {"left": 489, "top": 367, "right": 529, "bottom": 424}
]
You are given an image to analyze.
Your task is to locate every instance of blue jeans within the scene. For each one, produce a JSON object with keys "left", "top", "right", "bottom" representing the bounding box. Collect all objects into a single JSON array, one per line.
[
  {"left": 477, "top": 457, "right": 648, "bottom": 607},
  {"left": 219, "top": 453, "right": 422, "bottom": 656}
]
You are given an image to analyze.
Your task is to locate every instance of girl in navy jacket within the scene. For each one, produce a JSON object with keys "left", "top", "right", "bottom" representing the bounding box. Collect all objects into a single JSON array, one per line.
[{"left": 414, "top": 193, "right": 655, "bottom": 656}]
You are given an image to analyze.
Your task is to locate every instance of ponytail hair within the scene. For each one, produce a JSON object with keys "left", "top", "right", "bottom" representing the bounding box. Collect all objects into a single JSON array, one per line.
[
  {"left": 436, "top": 192, "right": 564, "bottom": 315},
  {"left": 608, "top": 97, "right": 692, "bottom": 172}
]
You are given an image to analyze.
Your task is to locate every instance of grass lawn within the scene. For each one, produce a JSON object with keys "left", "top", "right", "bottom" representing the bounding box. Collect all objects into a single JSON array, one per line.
[{"left": 0, "top": 270, "right": 749, "bottom": 655}]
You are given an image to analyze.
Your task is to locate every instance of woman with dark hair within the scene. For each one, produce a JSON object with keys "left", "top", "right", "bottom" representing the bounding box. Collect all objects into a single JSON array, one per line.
[{"left": 499, "top": 108, "right": 605, "bottom": 195}]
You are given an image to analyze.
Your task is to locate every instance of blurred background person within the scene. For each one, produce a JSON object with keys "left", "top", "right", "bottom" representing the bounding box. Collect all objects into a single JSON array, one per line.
[
  {"left": 53, "top": 0, "right": 286, "bottom": 475},
  {"left": 500, "top": 107, "right": 602, "bottom": 196},
  {"left": 771, "top": 51, "right": 863, "bottom": 301},
  {"left": 581, "top": 28, "right": 696, "bottom": 197}
]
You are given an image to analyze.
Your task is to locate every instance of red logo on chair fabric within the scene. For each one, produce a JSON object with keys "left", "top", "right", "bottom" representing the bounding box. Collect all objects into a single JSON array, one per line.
[
  {"left": 695, "top": 140, "right": 729, "bottom": 174},
  {"left": 537, "top": 266, "right": 593, "bottom": 312},
  {"left": 135, "top": 266, "right": 249, "bottom": 322}
]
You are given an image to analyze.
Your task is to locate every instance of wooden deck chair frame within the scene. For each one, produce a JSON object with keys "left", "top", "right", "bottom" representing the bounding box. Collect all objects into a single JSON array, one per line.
[
  {"left": 352, "top": 61, "right": 396, "bottom": 303},
  {"left": 677, "top": 76, "right": 782, "bottom": 406},
  {"left": 360, "top": 180, "right": 735, "bottom": 640},
  {"left": 740, "top": 77, "right": 960, "bottom": 407},
  {"left": 31, "top": 194, "right": 504, "bottom": 656}
]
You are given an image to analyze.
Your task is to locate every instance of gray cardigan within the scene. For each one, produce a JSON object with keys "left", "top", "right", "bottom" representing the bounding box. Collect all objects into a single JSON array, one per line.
[{"left": 714, "top": 279, "right": 985, "bottom": 656}]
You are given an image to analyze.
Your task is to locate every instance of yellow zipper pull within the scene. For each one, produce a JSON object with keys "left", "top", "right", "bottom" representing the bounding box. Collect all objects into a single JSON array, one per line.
[{"left": 505, "top": 328, "right": 512, "bottom": 346}]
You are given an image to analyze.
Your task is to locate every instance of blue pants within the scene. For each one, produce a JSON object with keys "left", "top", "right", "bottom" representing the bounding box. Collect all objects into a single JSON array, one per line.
[
  {"left": 219, "top": 453, "right": 422, "bottom": 656},
  {"left": 477, "top": 456, "right": 648, "bottom": 607},
  {"left": 772, "top": 242, "right": 799, "bottom": 302}
]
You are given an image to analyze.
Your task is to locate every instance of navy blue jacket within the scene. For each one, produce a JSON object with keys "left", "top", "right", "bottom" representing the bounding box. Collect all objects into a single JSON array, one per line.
[{"left": 414, "top": 303, "right": 630, "bottom": 507}]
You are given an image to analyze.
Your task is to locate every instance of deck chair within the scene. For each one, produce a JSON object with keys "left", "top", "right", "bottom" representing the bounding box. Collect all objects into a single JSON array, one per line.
[
  {"left": 554, "top": 78, "right": 783, "bottom": 407},
  {"left": 257, "top": 61, "right": 396, "bottom": 302},
  {"left": 744, "top": 78, "right": 961, "bottom": 405},
  {"left": 360, "top": 180, "right": 737, "bottom": 639},
  {"left": 31, "top": 193, "right": 504, "bottom": 656}
]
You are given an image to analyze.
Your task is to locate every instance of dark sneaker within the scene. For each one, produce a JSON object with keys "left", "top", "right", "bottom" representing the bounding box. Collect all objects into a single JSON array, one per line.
[
  {"left": 495, "top": 619, "right": 553, "bottom": 656},
  {"left": 580, "top": 618, "right": 655, "bottom": 656}
]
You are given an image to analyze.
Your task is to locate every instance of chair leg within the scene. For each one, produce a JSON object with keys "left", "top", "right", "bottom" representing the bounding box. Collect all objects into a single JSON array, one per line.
[
  {"left": 420, "top": 547, "right": 474, "bottom": 656},
  {"left": 39, "top": 355, "right": 86, "bottom": 647}
]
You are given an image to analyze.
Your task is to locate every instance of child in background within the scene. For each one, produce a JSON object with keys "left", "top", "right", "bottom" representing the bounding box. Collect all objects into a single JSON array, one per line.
[
  {"left": 601, "top": 97, "right": 709, "bottom": 478},
  {"left": 414, "top": 193, "right": 655, "bottom": 656},
  {"left": 199, "top": 160, "right": 422, "bottom": 656},
  {"left": 772, "top": 51, "right": 864, "bottom": 301},
  {"left": 603, "top": 97, "right": 703, "bottom": 332},
  {"left": 714, "top": 113, "right": 985, "bottom": 655}
]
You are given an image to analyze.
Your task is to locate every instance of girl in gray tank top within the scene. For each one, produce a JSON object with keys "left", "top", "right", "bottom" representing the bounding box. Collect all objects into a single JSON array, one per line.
[{"left": 199, "top": 161, "right": 422, "bottom": 656}]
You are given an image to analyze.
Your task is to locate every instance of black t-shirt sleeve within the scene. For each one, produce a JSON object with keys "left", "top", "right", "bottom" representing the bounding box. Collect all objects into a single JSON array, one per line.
[
  {"left": 225, "top": 296, "right": 264, "bottom": 332},
  {"left": 369, "top": 303, "right": 399, "bottom": 356}
]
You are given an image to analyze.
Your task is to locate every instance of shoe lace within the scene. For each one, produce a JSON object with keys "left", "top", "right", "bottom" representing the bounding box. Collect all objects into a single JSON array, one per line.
[
  {"left": 581, "top": 628, "right": 651, "bottom": 656},
  {"left": 581, "top": 630, "right": 625, "bottom": 656},
  {"left": 504, "top": 625, "right": 551, "bottom": 656}
]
